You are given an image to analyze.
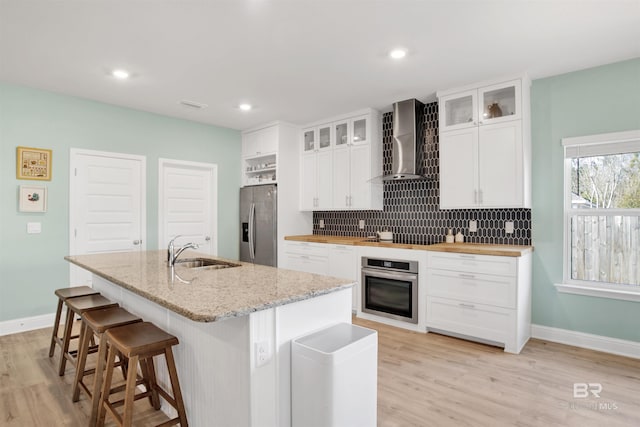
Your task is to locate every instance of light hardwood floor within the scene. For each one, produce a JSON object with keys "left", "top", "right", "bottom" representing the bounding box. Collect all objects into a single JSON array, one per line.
[{"left": 1, "top": 319, "right": 638, "bottom": 426}]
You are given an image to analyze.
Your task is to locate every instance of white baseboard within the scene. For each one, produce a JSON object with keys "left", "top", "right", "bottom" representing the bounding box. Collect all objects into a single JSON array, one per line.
[
  {"left": 0, "top": 312, "right": 56, "bottom": 337},
  {"left": 531, "top": 324, "right": 640, "bottom": 359}
]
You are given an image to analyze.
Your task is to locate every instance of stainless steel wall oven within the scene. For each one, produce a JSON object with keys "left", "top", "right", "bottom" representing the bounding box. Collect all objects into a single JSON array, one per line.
[{"left": 361, "top": 257, "right": 418, "bottom": 324}]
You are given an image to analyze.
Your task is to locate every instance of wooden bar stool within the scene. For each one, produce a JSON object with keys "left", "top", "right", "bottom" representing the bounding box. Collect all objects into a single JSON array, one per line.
[
  {"left": 72, "top": 307, "right": 142, "bottom": 427},
  {"left": 97, "top": 322, "right": 188, "bottom": 427},
  {"left": 49, "top": 286, "right": 99, "bottom": 359},
  {"left": 59, "top": 294, "right": 118, "bottom": 376}
]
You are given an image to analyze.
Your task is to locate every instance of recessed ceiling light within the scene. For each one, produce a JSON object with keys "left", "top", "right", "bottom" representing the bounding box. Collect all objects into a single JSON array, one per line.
[
  {"left": 389, "top": 49, "right": 407, "bottom": 59},
  {"left": 112, "top": 69, "right": 130, "bottom": 79},
  {"left": 239, "top": 103, "right": 252, "bottom": 111}
]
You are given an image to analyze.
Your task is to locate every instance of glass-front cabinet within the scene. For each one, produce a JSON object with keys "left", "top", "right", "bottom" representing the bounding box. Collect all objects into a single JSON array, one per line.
[
  {"left": 439, "top": 80, "right": 521, "bottom": 132},
  {"left": 351, "top": 115, "right": 369, "bottom": 146},
  {"left": 439, "top": 89, "right": 477, "bottom": 131},
  {"left": 303, "top": 128, "right": 316, "bottom": 153},
  {"left": 478, "top": 80, "right": 521, "bottom": 124},
  {"left": 303, "top": 124, "right": 333, "bottom": 153},
  {"left": 334, "top": 121, "right": 349, "bottom": 148},
  {"left": 318, "top": 124, "right": 332, "bottom": 150}
]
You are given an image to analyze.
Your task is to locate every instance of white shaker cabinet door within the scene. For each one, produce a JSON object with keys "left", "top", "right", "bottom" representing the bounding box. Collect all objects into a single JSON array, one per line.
[
  {"left": 439, "top": 127, "right": 478, "bottom": 209},
  {"left": 300, "top": 154, "right": 317, "bottom": 211},
  {"left": 332, "top": 146, "right": 350, "bottom": 209},
  {"left": 316, "top": 150, "right": 333, "bottom": 210},
  {"left": 478, "top": 121, "right": 523, "bottom": 207},
  {"left": 349, "top": 144, "right": 371, "bottom": 210}
]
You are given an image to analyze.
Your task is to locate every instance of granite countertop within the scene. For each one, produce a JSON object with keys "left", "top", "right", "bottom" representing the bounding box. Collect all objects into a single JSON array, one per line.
[
  {"left": 284, "top": 235, "right": 532, "bottom": 257},
  {"left": 65, "top": 250, "right": 354, "bottom": 323}
]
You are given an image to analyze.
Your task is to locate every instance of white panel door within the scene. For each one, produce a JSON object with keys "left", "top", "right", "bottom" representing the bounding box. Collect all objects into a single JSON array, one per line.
[
  {"left": 70, "top": 149, "right": 146, "bottom": 286},
  {"left": 439, "top": 127, "right": 478, "bottom": 209},
  {"left": 332, "top": 146, "right": 350, "bottom": 209},
  {"left": 159, "top": 159, "right": 217, "bottom": 255},
  {"left": 349, "top": 144, "right": 370, "bottom": 210},
  {"left": 316, "top": 150, "right": 332, "bottom": 210},
  {"left": 478, "top": 121, "right": 523, "bottom": 207},
  {"left": 300, "top": 154, "right": 317, "bottom": 211}
]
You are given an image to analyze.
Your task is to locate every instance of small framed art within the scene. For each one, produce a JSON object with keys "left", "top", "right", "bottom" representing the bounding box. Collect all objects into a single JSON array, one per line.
[
  {"left": 16, "top": 146, "right": 52, "bottom": 180},
  {"left": 19, "top": 185, "right": 47, "bottom": 212}
]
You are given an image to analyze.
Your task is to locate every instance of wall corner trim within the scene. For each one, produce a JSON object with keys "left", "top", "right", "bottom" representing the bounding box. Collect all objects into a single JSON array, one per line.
[
  {"left": 0, "top": 312, "right": 56, "bottom": 337},
  {"left": 531, "top": 324, "right": 639, "bottom": 359}
]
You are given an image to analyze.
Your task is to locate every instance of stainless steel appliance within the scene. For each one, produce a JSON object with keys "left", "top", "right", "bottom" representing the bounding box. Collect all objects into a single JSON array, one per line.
[
  {"left": 240, "top": 184, "right": 277, "bottom": 266},
  {"left": 361, "top": 257, "right": 418, "bottom": 324},
  {"left": 382, "top": 98, "right": 425, "bottom": 181}
]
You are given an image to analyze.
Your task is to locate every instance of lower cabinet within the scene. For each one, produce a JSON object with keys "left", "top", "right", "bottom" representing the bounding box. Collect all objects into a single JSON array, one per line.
[
  {"left": 426, "top": 251, "right": 532, "bottom": 354},
  {"left": 328, "top": 245, "right": 358, "bottom": 311},
  {"left": 284, "top": 242, "right": 358, "bottom": 311}
]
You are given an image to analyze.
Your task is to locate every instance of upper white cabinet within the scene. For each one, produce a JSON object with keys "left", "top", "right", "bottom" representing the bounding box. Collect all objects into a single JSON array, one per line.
[
  {"left": 300, "top": 123, "right": 334, "bottom": 210},
  {"left": 300, "top": 109, "right": 382, "bottom": 211},
  {"left": 242, "top": 124, "right": 279, "bottom": 186},
  {"left": 437, "top": 76, "right": 531, "bottom": 209}
]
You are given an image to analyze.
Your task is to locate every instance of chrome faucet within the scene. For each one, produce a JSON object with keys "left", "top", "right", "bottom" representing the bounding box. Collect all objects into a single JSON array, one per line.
[{"left": 167, "top": 235, "right": 199, "bottom": 267}]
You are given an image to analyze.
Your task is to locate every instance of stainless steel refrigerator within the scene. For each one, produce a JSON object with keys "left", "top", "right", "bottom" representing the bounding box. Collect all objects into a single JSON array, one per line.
[{"left": 240, "top": 184, "right": 277, "bottom": 266}]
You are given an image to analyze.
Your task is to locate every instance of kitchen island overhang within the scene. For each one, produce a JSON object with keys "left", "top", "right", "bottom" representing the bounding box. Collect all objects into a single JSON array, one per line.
[{"left": 65, "top": 250, "right": 355, "bottom": 427}]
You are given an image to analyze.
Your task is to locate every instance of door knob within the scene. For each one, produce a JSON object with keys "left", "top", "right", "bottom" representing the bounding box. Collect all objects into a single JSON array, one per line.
[{"left": 205, "top": 236, "right": 211, "bottom": 242}]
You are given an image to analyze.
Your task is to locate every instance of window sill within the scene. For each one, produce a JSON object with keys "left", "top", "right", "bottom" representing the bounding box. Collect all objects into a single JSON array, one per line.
[{"left": 555, "top": 283, "right": 640, "bottom": 302}]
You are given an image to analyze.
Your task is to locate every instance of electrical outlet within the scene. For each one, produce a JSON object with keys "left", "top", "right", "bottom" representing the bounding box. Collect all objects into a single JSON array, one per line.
[
  {"left": 319, "top": 219, "right": 325, "bottom": 229},
  {"left": 469, "top": 220, "right": 477, "bottom": 233},
  {"left": 358, "top": 220, "right": 365, "bottom": 230},
  {"left": 505, "top": 221, "right": 514, "bottom": 234},
  {"left": 255, "top": 340, "right": 271, "bottom": 367}
]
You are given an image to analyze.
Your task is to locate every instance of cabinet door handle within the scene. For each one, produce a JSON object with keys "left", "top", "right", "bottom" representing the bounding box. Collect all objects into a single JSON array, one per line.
[
  {"left": 133, "top": 240, "right": 141, "bottom": 245},
  {"left": 459, "top": 274, "right": 476, "bottom": 279},
  {"left": 459, "top": 303, "right": 475, "bottom": 309},
  {"left": 345, "top": 195, "right": 349, "bottom": 206},
  {"left": 478, "top": 189, "right": 483, "bottom": 204},
  {"left": 459, "top": 254, "right": 476, "bottom": 259},
  {"left": 349, "top": 195, "right": 353, "bottom": 206},
  {"left": 472, "top": 121, "right": 477, "bottom": 126},
  {"left": 473, "top": 189, "right": 477, "bottom": 204}
]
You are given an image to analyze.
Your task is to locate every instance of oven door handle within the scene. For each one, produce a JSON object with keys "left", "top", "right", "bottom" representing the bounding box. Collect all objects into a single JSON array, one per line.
[{"left": 362, "top": 268, "right": 418, "bottom": 282}]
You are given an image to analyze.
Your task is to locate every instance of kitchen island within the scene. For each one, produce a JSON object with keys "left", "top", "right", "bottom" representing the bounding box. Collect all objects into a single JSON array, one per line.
[{"left": 65, "top": 250, "right": 354, "bottom": 427}]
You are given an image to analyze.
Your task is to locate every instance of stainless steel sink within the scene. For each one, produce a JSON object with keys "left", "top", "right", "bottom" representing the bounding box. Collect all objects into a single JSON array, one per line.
[{"left": 174, "top": 258, "right": 241, "bottom": 270}]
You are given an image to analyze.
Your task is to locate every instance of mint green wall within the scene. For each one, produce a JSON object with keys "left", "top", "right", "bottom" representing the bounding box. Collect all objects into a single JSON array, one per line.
[
  {"left": 531, "top": 58, "right": 640, "bottom": 341},
  {"left": 0, "top": 82, "right": 241, "bottom": 322}
]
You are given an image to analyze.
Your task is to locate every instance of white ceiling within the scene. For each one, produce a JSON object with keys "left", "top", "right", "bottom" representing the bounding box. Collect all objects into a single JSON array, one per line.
[{"left": 1, "top": 0, "right": 639, "bottom": 131}]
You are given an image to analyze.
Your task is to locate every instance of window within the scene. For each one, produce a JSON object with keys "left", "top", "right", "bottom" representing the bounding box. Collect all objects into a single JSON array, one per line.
[{"left": 558, "top": 130, "right": 640, "bottom": 301}]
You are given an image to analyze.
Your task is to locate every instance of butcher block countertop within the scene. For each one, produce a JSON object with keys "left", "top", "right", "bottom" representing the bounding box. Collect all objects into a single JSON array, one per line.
[
  {"left": 65, "top": 250, "right": 354, "bottom": 322},
  {"left": 284, "top": 235, "right": 532, "bottom": 257}
]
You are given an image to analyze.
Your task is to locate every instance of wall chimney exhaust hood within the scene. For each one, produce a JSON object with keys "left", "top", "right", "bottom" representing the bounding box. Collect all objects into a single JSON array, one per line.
[{"left": 381, "top": 98, "right": 426, "bottom": 181}]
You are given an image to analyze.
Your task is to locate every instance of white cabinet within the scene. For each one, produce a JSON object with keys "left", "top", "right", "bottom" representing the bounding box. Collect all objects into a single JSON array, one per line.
[
  {"left": 300, "top": 109, "right": 382, "bottom": 211},
  {"left": 284, "top": 242, "right": 358, "bottom": 311},
  {"left": 426, "top": 251, "right": 532, "bottom": 354},
  {"left": 329, "top": 245, "right": 358, "bottom": 311},
  {"left": 300, "top": 123, "right": 334, "bottom": 210},
  {"left": 284, "top": 242, "right": 329, "bottom": 274},
  {"left": 300, "top": 150, "right": 332, "bottom": 210},
  {"left": 242, "top": 124, "right": 279, "bottom": 186},
  {"left": 332, "top": 114, "right": 382, "bottom": 210},
  {"left": 243, "top": 125, "right": 278, "bottom": 157},
  {"left": 438, "top": 77, "right": 531, "bottom": 209}
]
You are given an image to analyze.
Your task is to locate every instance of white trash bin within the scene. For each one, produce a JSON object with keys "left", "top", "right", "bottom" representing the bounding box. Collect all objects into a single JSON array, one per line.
[{"left": 292, "top": 322, "right": 378, "bottom": 427}]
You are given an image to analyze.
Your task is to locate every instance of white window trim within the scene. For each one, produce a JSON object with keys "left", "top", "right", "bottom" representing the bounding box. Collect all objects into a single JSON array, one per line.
[{"left": 558, "top": 129, "right": 640, "bottom": 302}]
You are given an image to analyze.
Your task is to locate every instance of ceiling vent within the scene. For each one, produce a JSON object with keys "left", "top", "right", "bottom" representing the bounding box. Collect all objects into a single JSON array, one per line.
[{"left": 179, "top": 100, "right": 208, "bottom": 109}]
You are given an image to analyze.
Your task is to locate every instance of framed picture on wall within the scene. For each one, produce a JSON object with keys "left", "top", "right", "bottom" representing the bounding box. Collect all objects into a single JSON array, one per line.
[
  {"left": 18, "top": 185, "right": 48, "bottom": 212},
  {"left": 16, "top": 146, "right": 52, "bottom": 180}
]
